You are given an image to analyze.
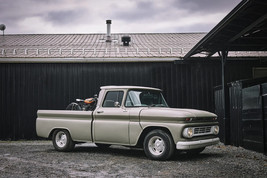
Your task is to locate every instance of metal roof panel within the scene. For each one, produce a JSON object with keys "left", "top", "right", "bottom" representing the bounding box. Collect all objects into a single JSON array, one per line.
[{"left": 0, "top": 33, "right": 205, "bottom": 58}]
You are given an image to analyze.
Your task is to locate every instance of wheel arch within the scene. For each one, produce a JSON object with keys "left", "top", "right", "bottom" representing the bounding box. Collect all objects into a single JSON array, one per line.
[
  {"left": 136, "top": 126, "right": 174, "bottom": 147},
  {"left": 48, "top": 128, "right": 72, "bottom": 139}
]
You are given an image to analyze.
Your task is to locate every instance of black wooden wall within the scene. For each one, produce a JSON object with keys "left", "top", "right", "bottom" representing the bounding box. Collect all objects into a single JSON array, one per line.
[{"left": 0, "top": 59, "right": 264, "bottom": 140}]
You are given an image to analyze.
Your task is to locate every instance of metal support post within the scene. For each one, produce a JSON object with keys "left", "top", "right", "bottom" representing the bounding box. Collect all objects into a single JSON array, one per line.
[{"left": 218, "top": 50, "right": 230, "bottom": 145}]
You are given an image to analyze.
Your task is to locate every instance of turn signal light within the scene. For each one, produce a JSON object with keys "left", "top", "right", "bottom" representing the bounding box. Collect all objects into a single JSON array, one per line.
[{"left": 185, "top": 118, "right": 193, "bottom": 122}]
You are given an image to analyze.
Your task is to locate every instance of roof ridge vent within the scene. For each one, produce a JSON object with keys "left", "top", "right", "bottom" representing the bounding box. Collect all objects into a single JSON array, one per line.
[{"left": 122, "top": 36, "right": 131, "bottom": 46}]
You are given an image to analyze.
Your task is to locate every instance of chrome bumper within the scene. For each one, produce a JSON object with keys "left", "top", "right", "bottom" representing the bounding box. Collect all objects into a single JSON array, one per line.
[{"left": 176, "top": 138, "right": 220, "bottom": 150}]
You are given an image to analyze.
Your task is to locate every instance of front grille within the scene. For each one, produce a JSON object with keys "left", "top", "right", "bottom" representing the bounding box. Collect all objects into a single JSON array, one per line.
[
  {"left": 194, "top": 126, "right": 212, "bottom": 134},
  {"left": 193, "top": 126, "right": 212, "bottom": 136}
]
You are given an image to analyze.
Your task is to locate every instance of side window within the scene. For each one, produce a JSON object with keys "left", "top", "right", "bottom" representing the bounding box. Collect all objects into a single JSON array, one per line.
[{"left": 102, "top": 91, "right": 124, "bottom": 107}]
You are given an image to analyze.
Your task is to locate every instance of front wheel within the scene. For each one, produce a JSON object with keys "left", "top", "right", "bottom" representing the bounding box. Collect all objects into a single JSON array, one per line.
[
  {"left": 52, "top": 130, "right": 75, "bottom": 152},
  {"left": 143, "top": 129, "right": 175, "bottom": 160}
]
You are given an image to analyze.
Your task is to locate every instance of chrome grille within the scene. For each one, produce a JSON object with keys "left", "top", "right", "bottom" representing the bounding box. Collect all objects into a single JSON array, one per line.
[{"left": 193, "top": 126, "right": 212, "bottom": 136}]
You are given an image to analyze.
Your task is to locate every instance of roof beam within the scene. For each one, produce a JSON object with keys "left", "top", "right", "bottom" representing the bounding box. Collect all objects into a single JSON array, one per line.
[{"left": 229, "top": 13, "right": 267, "bottom": 42}]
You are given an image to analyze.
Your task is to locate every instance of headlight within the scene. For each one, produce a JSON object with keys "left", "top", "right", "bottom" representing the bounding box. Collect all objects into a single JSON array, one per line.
[
  {"left": 212, "top": 125, "right": 219, "bottom": 135},
  {"left": 183, "top": 128, "right": 194, "bottom": 138}
]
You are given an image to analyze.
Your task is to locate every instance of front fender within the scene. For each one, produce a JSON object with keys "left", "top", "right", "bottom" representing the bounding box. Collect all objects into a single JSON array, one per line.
[{"left": 140, "top": 122, "right": 184, "bottom": 144}]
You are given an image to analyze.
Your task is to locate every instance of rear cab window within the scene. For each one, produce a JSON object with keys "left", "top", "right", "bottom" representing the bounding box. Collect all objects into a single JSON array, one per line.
[{"left": 102, "top": 91, "right": 124, "bottom": 107}]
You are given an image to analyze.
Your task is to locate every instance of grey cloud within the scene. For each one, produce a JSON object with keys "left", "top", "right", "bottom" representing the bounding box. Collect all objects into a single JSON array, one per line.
[
  {"left": 171, "top": 0, "right": 241, "bottom": 13},
  {"left": 174, "top": 23, "right": 217, "bottom": 33},
  {"left": 0, "top": 0, "right": 91, "bottom": 32},
  {"left": 111, "top": 1, "right": 165, "bottom": 22},
  {"left": 0, "top": 0, "right": 243, "bottom": 34},
  {"left": 0, "top": 0, "right": 47, "bottom": 24},
  {"left": 0, "top": 0, "right": 43, "bottom": 32},
  {"left": 0, "top": 0, "right": 76, "bottom": 22},
  {"left": 0, "top": 1, "right": 31, "bottom": 21},
  {"left": 110, "top": 0, "right": 241, "bottom": 24},
  {"left": 43, "top": 10, "right": 85, "bottom": 25}
]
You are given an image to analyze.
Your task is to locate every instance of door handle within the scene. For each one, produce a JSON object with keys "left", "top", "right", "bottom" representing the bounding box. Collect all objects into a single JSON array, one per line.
[{"left": 97, "top": 111, "right": 104, "bottom": 114}]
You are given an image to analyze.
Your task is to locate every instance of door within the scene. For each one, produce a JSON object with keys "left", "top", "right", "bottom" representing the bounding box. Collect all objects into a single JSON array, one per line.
[
  {"left": 242, "top": 85, "right": 264, "bottom": 153},
  {"left": 93, "top": 91, "right": 130, "bottom": 145}
]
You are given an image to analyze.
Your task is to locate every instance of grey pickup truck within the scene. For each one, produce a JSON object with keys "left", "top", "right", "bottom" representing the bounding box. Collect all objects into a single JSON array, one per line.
[{"left": 36, "top": 86, "right": 220, "bottom": 160}]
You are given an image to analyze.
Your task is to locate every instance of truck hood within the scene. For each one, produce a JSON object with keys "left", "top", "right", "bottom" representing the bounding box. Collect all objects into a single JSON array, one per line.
[{"left": 139, "top": 107, "right": 217, "bottom": 122}]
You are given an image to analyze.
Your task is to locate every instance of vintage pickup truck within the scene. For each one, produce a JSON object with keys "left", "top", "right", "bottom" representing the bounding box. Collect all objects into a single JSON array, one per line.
[{"left": 36, "top": 86, "right": 219, "bottom": 160}]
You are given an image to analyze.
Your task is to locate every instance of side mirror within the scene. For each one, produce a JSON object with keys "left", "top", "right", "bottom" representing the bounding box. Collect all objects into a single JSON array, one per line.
[{"left": 114, "top": 101, "right": 120, "bottom": 107}]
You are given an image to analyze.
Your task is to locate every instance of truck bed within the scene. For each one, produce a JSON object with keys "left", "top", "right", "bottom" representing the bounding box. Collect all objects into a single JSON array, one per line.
[{"left": 36, "top": 110, "right": 93, "bottom": 142}]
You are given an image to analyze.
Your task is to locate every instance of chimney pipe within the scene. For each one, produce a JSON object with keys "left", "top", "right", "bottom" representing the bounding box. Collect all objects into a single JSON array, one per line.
[{"left": 106, "top": 20, "right": 112, "bottom": 42}]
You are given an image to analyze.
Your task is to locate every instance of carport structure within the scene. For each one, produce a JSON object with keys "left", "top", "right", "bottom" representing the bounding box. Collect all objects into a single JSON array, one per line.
[{"left": 184, "top": 0, "right": 267, "bottom": 154}]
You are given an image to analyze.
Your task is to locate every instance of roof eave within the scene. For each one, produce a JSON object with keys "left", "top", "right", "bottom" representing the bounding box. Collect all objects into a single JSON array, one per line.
[{"left": 183, "top": 0, "right": 251, "bottom": 59}]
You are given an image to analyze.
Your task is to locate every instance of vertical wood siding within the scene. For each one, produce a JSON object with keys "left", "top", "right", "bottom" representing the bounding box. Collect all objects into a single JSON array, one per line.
[{"left": 0, "top": 60, "right": 262, "bottom": 139}]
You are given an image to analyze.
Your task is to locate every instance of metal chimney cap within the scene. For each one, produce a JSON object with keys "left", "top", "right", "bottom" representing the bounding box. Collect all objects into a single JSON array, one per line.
[{"left": 106, "top": 20, "right": 112, "bottom": 24}]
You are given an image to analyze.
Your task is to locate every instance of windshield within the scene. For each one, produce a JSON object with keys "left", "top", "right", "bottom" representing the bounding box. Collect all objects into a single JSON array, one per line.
[{"left": 125, "top": 89, "right": 168, "bottom": 107}]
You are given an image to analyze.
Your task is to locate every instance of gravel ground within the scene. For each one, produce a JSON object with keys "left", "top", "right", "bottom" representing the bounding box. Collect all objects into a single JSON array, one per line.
[{"left": 0, "top": 141, "right": 266, "bottom": 178}]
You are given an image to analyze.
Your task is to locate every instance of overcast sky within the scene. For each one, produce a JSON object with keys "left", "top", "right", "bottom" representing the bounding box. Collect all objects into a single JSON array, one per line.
[{"left": 0, "top": 0, "right": 241, "bottom": 34}]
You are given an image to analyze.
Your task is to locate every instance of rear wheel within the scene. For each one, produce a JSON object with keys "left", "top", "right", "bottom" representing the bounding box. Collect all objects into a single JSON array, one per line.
[
  {"left": 66, "top": 102, "right": 82, "bottom": 110},
  {"left": 52, "top": 130, "right": 75, "bottom": 152},
  {"left": 143, "top": 129, "right": 174, "bottom": 160}
]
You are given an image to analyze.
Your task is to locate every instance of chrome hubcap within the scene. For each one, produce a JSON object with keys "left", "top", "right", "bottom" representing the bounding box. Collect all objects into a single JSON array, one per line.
[
  {"left": 148, "top": 136, "right": 165, "bottom": 156},
  {"left": 55, "top": 131, "right": 67, "bottom": 148}
]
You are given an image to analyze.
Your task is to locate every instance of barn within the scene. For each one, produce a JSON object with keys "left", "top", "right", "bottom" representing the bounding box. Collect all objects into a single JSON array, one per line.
[{"left": 0, "top": 0, "right": 266, "bottom": 154}]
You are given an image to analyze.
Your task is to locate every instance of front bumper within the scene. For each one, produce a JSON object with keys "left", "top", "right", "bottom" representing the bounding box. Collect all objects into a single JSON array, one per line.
[{"left": 176, "top": 137, "right": 220, "bottom": 150}]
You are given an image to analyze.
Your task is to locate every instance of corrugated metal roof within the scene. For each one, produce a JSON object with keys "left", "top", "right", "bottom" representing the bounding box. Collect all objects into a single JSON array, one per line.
[
  {"left": 0, "top": 33, "right": 204, "bottom": 58},
  {"left": 0, "top": 33, "right": 266, "bottom": 60}
]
